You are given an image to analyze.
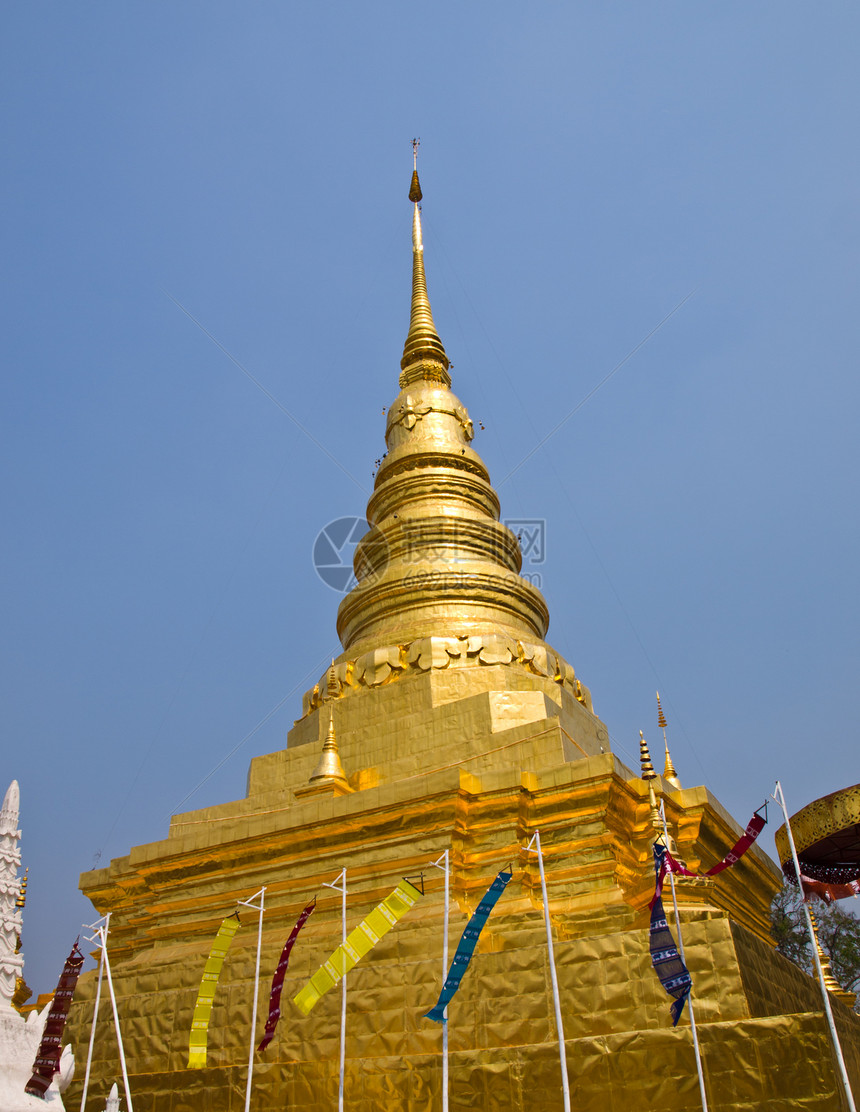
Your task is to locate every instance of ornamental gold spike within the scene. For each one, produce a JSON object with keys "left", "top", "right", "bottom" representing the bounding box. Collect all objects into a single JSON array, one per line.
[
  {"left": 409, "top": 137, "right": 423, "bottom": 201},
  {"left": 326, "top": 660, "right": 339, "bottom": 699},
  {"left": 656, "top": 692, "right": 681, "bottom": 789},
  {"left": 656, "top": 691, "right": 667, "bottom": 730},
  {"left": 309, "top": 709, "right": 348, "bottom": 786},
  {"left": 639, "top": 730, "right": 656, "bottom": 781},
  {"left": 400, "top": 148, "right": 450, "bottom": 388},
  {"left": 662, "top": 742, "right": 681, "bottom": 791}
]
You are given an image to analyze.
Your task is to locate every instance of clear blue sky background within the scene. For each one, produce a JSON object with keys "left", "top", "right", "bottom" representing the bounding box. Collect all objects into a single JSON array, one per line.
[{"left": 2, "top": 4, "right": 858, "bottom": 992}]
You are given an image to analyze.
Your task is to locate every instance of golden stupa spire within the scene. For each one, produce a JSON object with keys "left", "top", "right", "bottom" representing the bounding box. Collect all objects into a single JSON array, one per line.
[
  {"left": 640, "top": 730, "right": 663, "bottom": 831},
  {"left": 400, "top": 139, "right": 450, "bottom": 387},
  {"left": 656, "top": 692, "right": 681, "bottom": 790},
  {"left": 335, "top": 149, "right": 550, "bottom": 655},
  {"left": 309, "top": 709, "right": 349, "bottom": 787},
  {"left": 639, "top": 730, "right": 656, "bottom": 781}
]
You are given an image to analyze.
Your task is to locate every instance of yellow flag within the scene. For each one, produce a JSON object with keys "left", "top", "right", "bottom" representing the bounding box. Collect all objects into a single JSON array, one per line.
[
  {"left": 293, "top": 879, "right": 421, "bottom": 1016},
  {"left": 188, "top": 914, "right": 241, "bottom": 1068}
]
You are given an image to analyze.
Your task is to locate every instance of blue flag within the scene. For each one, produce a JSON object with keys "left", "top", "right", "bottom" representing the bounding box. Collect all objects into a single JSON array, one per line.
[
  {"left": 649, "top": 844, "right": 692, "bottom": 1025},
  {"left": 425, "top": 869, "right": 512, "bottom": 1023}
]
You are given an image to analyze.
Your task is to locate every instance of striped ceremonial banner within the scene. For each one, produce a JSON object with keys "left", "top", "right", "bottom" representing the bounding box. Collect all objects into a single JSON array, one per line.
[
  {"left": 293, "top": 879, "right": 422, "bottom": 1016},
  {"left": 425, "top": 869, "right": 512, "bottom": 1023},
  {"left": 258, "top": 898, "right": 316, "bottom": 1051},
  {"left": 188, "top": 913, "right": 241, "bottom": 1068}
]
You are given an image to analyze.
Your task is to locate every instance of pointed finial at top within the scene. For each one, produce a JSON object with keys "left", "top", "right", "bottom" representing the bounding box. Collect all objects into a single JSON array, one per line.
[
  {"left": 409, "top": 138, "right": 423, "bottom": 202},
  {"left": 656, "top": 692, "right": 681, "bottom": 789},
  {"left": 639, "top": 731, "right": 656, "bottom": 781},
  {"left": 400, "top": 143, "right": 450, "bottom": 388},
  {"left": 656, "top": 691, "right": 667, "bottom": 730}
]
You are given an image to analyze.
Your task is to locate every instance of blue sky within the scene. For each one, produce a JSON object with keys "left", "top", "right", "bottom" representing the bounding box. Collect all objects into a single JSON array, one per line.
[{"left": 2, "top": 4, "right": 858, "bottom": 991}]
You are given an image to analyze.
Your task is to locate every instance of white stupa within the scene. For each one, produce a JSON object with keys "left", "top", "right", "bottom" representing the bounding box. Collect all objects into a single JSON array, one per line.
[{"left": 0, "top": 780, "right": 73, "bottom": 1109}]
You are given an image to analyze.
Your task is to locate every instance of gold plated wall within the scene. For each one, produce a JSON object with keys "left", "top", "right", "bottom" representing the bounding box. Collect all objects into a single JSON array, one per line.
[{"left": 65, "top": 669, "right": 860, "bottom": 1109}]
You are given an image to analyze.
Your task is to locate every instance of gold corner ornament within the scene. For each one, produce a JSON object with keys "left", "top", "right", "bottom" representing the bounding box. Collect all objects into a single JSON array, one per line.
[
  {"left": 188, "top": 913, "right": 241, "bottom": 1068},
  {"left": 656, "top": 691, "right": 667, "bottom": 730},
  {"left": 293, "top": 879, "right": 422, "bottom": 1016}
]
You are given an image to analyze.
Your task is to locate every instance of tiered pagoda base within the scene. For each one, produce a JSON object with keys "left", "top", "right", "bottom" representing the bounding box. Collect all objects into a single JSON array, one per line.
[{"left": 65, "top": 659, "right": 860, "bottom": 1110}]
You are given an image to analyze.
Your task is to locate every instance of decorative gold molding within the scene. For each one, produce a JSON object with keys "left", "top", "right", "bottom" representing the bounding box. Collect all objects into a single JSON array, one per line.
[{"left": 299, "top": 633, "right": 592, "bottom": 721}]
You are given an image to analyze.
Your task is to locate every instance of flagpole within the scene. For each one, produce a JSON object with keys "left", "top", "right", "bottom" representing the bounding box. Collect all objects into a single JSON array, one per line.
[
  {"left": 79, "top": 913, "right": 109, "bottom": 1112},
  {"left": 238, "top": 887, "right": 266, "bottom": 1112},
  {"left": 773, "top": 781, "right": 857, "bottom": 1111},
  {"left": 659, "top": 801, "right": 708, "bottom": 1111},
  {"left": 430, "top": 850, "right": 450, "bottom": 1112},
  {"left": 323, "top": 868, "right": 348, "bottom": 1112},
  {"left": 98, "top": 921, "right": 134, "bottom": 1112},
  {"left": 525, "top": 831, "right": 571, "bottom": 1112}
]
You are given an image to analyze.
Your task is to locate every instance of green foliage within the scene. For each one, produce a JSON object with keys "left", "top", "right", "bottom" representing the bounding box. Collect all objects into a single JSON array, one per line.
[{"left": 771, "top": 885, "right": 860, "bottom": 1012}]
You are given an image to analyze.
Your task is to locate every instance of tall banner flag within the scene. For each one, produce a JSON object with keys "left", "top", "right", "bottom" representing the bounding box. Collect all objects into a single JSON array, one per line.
[
  {"left": 25, "top": 940, "right": 85, "bottom": 1097},
  {"left": 293, "top": 879, "right": 422, "bottom": 1016},
  {"left": 649, "top": 845, "right": 691, "bottom": 1026},
  {"left": 188, "top": 912, "right": 241, "bottom": 1068},
  {"left": 651, "top": 808, "right": 767, "bottom": 908},
  {"left": 425, "top": 869, "right": 512, "bottom": 1023},
  {"left": 258, "top": 898, "right": 316, "bottom": 1051}
]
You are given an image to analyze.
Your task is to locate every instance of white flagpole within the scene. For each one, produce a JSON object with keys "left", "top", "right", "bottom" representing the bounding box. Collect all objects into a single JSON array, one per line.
[
  {"left": 773, "top": 781, "right": 857, "bottom": 1112},
  {"left": 238, "top": 887, "right": 266, "bottom": 1112},
  {"left": 323, "top": 869, "right": 348, "bottom": 1112},
  {"left": 430, "top": 850, "right": 450, "bottom": 1112},
  {"left": 658, "top": 801, "right": 708, "bottom": 1111},
  {"left": 80, "top": 913, "right": 110, "bottom": 1112},
  {"left": 525, "top": 831, "right": 571, "bottom": 1112},
  {"left": 98, "top": 922, "right": 134, "bottom": 1112}
]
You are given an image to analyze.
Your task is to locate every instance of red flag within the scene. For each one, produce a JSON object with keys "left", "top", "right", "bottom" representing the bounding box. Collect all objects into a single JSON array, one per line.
[
  {"left": 25, "top": 941, "right": 85, "bottom": 1097},
  {"left": 257, "top": 899, "right": 315, "bottom": 1052}
]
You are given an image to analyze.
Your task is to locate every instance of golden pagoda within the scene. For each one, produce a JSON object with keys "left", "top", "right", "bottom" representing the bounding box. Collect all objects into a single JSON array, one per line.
[{"left": 65, "top": 165, "right": 860, "bottom": 1110}]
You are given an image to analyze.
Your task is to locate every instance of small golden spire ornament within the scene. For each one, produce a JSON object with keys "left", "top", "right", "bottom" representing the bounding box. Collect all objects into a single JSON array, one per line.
[
  {"left": 309, "top": 709, "right": 349, "bottom": 787},
  {"left": 656, "top": 692, "right": 681, "bottom": 790},
  {"left": 326, "top": 661, "right": 339, "bottom": 700},
  {"left": 656, "top": 691, "right": 667, "bottom": 730},
  {"left": 639, "top": 730, "right": 656, "bottom": 781}
]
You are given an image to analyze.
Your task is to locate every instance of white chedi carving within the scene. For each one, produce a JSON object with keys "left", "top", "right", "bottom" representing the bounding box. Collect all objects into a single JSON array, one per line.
[
  {"left": 0, "top": 780, "right": 74, "bottom": 1110},
  {"left": 104, "top": 1081, "right": 121, "bottom": 1111}
]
